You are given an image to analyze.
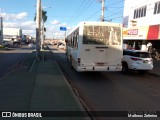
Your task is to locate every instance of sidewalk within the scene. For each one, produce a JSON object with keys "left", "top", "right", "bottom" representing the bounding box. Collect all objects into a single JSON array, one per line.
[
  {"left": 149, "top": 60, "right": 160, "bottom": 76},
  {"left": 0, "top": 51, "right": 89, "bottom": 120}
]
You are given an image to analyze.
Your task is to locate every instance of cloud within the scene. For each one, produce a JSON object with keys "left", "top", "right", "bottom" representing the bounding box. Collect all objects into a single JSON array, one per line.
[
  {"left": 16, "top": 12, "right": 28, "bottom": 19},
  {"left": 23, "top": 30, "right": 35, "bottom": 36},
  {"left": 21, "top": 21, "right": 36, "bottom": 29},
  {"left": 3, "top": 22, "right": 19, "bottom": 28},
  {"left": 50, "top": 20, "right": 60, "bottom": 25},
  {"left": 60, "top": 23, "right": 67, "bottom": 26},
  {"left": 44, "top": 21, "right": 73, "bottom": 38},
  {"left": 1, "top": 12, "right": 27, "bottom": 20},
  {"left": 3, "top": 21, "right": 36, "bottom": 37},
  {"left": 3, "top": 21, "right": 35, "bottom": 30},
  {"left": 2, "top": 11, "right": 71, "bottom": 38}
]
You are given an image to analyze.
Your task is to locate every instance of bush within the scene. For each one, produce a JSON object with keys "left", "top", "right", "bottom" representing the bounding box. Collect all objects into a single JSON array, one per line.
[{"left": 0, "top": 45, "right": 5, "bottom": 48}]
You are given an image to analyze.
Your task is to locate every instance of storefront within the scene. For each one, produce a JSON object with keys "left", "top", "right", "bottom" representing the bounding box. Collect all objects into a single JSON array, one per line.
[{"left": 123, "top": 24, "right": 160, "bottom": 51}]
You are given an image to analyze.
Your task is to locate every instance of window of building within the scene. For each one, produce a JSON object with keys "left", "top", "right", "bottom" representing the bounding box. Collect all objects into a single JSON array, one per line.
[
  {"left": 154, "top": 1, "right": 160, "bottom": 14},
  {"left": 133, "top": 6, "right": 147, "bottom": 19}
]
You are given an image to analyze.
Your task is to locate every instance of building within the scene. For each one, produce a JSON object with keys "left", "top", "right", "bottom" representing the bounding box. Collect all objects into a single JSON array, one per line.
[
  {"left": 123, "top": 0, "right": 160, "bottom": 27},
  {"left": 123, "top": 0, "right": 160, "bottom": 51},
  {"left": 0, "top": 17, "right": 3, "bottom": 45},
  {"left": 3, "top": 28, "right": 22, "bottom": 42}
]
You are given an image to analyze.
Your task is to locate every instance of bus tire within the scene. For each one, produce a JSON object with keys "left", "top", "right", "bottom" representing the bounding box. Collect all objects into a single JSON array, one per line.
[
  {"left": 122, "top": 62, "right": 129, "bottom": 74},
  {"left": 70, "top": 56, "right": 73, "bottom": 69}
]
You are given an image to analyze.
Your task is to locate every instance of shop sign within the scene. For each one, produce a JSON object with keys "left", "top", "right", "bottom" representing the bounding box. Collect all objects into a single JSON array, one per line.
[
  {"left": 123, "top": 25, "right": 160, "bottom": 40},
  {"left": 123, "top": 26, "right": 149, "bottom": 40},
  {"left": 127, "top": 29, "right": 138, "bottom": 35}
]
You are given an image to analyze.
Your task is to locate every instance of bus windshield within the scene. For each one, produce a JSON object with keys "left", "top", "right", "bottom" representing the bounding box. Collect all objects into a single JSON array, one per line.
[{"left": 83, "top": 25, "right": 121, "bottom": 45}]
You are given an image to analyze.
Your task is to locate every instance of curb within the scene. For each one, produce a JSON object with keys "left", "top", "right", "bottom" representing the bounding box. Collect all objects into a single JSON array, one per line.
[
  {"left": 148, "top": 72, "right": 160, "bottom": 77},
  {"left": 29, "top": 59, "right": 37, "bottom": 73}
]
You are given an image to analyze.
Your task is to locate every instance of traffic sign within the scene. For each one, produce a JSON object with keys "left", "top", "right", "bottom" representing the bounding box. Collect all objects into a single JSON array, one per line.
[{"left": 60, "top": 27, "right": 67, "bottom": 31}]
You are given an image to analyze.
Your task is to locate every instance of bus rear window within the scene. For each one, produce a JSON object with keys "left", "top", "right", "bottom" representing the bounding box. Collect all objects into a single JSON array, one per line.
[{"left": 83, "top": 25, "right": 121, "bottom": 45}]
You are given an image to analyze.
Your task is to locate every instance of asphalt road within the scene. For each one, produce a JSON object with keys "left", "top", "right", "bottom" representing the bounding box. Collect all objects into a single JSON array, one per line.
[
  {"left": 49, "top": 45, "right": 160, "bottom": 120},
  {"left": 0, "top": 46, "right": 35, "bottom": 79}
]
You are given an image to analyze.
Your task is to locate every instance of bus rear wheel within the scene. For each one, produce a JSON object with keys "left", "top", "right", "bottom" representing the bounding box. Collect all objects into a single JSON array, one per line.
[{"left": 70, "top": 56, "right": 73, "bottom": 69}]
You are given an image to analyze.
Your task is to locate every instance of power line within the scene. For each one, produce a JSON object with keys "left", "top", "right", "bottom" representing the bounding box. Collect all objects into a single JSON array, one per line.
[
  {"left": 85, "top": 8, "right": 101, "bottom": 20},
  {"left": 83, "top": 0, "right": 124, "bottom": 22},
  {"left": 72, "top": 0, "right": 86, "bottom": 17},
  {"left": 106, "top": 0, "right": 124, "bottom": 7},
  {"left": 77, "top": 0, "right": 95, "bottom": 17},
  {"left": 105, "top": 7, "right": 123, "bottom": 15},
  {"left": 75, "top": 0, "right": 95, "bottom": 17}
]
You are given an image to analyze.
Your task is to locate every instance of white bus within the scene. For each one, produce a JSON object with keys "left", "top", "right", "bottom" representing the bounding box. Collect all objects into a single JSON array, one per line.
[{"left": 65, "top": 22, "right": 123, "bottom": 72}]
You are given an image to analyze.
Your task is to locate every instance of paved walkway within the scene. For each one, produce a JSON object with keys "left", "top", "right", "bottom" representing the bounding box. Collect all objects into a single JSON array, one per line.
[
  {"left": 149, "top": 60, "right": 160, "bottom": 76},
  {"left": 0, "top": 51, "right": 89, "bottom": 120}
]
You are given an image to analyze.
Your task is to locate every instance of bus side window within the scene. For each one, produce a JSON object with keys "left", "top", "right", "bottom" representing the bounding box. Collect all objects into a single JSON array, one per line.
[
  {"left": 76, "top": 31, "right": 79, "bottom": 49},
  {"left": 71, "top": 34, "right": 74, "bottom": 47},
  {"left": 73, "top": 32, "right": 75, "bottom": 48},
  {"left": 74, "top": 31, "right": 78, "bottom": 49},
  {"left": 68, "top": 37, "right": 71, "bottom": 46}
]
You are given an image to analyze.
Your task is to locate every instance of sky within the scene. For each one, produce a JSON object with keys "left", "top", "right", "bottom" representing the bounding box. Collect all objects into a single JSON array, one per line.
[{"left": 0, "top": 0, "right": 124, "bottom": 39}]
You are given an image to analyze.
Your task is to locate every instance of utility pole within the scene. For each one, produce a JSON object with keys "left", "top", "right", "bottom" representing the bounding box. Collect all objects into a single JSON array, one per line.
[
  {"left": 41, "top": 20, "right": 44, "bottom": 51},
  {"left": 101, "top": 0, "right": 105, "bottom": 22},
  {"left": 36, "top": 0, "right": 42, "bottom": 60},
  {"left": 0, "top": 17, "right": 3, "bottom": 45}
]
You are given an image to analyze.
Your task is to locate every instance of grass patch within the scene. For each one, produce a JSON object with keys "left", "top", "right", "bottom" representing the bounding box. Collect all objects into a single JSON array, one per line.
[{"left": 0, "top": 45, "right": 5, "bottom": 48}]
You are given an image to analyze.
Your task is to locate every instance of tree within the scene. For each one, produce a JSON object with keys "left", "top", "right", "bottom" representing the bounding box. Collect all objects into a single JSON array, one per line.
[{"left": 34, "top": 10, "right": 47, "bottom": 23}]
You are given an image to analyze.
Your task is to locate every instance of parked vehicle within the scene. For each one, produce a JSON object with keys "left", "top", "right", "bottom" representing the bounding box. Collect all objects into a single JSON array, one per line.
[
  {"left": 28, "top": 43, "right": 35, "bottom": 47},
  {"left": 65, "top": 21, "right": 123, "bottom": 72},
  {"left": 122, "top": 49, "right": 153, "bottom": 74},
  {"left": 58, "top": 43, "right": 65, "bottom": 49},
  {"left": 2, "top": 41, "right": 13, "bottom": 47}
]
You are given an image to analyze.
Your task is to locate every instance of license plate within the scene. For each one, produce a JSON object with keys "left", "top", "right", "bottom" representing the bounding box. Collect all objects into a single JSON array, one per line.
[
  {"left": 97, "top": 63, "right": 105, "bottom": 66},
  {"left": 143, "top": 60, "right": 148, "bottom": 63}
]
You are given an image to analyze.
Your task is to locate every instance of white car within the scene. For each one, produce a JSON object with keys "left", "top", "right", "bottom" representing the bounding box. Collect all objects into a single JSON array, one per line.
[
  {"left": 122, "top": 49, "right": 153, "bottom": 74},
  {"left": 2, "top": 41, "right": 13, "bottom": 47},
  {"left": 58, "top": 43, "right": 65, "bottom": 49},
  {"left": 28, "top": 43, "right": 35, "bottom": 47}
]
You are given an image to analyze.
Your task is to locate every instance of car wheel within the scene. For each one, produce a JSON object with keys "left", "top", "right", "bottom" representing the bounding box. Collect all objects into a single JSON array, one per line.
[{"left": 122, "top": 63, "right": 129, "bottom": 74}]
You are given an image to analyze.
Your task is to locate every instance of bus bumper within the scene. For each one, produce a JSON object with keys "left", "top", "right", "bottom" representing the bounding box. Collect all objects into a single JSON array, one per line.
[{"left": 76, "top": 66, "right": 122, "bottom": 72}]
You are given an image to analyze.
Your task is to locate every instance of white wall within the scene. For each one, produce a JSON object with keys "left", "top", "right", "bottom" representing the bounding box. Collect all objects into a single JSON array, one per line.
[
  {"left": 3, "top": 28, "right": 22, "bottom": 36},
  {"left": 123, "top": 0, "right": 160, "bottom": 27}
]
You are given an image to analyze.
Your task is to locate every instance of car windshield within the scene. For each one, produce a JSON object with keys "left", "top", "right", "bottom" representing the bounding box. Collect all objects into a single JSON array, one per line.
[{"left": 134, "top": 52, "right": 151, "bottom": 58}]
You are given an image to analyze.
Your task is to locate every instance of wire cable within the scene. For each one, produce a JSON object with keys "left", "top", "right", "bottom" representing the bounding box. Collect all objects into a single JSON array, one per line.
[
  {"left": 75, "top": 0, "right": 95, "bottom": 17},
  {"left": 72, "top": 0, "right": 86, "bottom": 17}
]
